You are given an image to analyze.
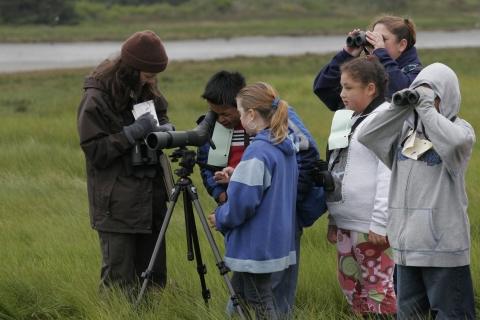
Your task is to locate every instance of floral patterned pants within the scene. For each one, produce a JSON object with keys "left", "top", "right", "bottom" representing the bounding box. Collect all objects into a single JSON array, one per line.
[{"left": 336, "top": 229, "right": 397, "bottom": 315}]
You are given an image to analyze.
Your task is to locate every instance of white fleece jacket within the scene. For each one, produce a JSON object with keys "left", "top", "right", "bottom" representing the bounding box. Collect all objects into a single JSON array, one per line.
[{"left": 327, "top": 102, "right": 391, "bottom": 236}]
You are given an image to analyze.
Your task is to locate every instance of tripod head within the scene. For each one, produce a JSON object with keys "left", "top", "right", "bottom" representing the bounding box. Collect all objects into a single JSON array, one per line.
[{"left": 170, "top": 147, "right": 196, "bottom": 178}]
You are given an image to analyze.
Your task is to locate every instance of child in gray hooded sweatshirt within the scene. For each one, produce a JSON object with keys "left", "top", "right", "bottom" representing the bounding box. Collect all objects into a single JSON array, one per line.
[{"left": 358, "top": 63, "right": 476, "bottom": 319}]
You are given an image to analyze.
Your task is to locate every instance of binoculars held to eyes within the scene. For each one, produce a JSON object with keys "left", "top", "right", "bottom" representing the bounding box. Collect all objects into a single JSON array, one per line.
[
  {"left": 392, "top": 90, "right": 420, "bottom": 106},
  {"left": 346, "top": 31, "right": 367, "bottom": 47}
]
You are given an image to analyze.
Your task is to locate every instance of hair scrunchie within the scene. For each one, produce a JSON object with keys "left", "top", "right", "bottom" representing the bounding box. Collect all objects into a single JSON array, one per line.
[{"left": 272, "top": 97, "right": 280, "bottom": 110}]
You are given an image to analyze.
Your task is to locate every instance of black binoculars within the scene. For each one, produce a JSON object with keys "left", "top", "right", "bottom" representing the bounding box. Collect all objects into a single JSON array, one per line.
[
  {"left": 131, "top": 140, "right": 158, "bottom": 166},
  {"left": 313, "top": 159, "right": 335, "bottom": 192},
  {"left": 392, "top": 90, "right": 420, "bottom": 106},
  {"left": 346, "top": 31, "right": 367, "bottom": 47}
]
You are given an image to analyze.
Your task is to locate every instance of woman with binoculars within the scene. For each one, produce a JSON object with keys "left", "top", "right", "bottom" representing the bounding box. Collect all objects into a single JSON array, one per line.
[{"left": 313, "top": 14, "right": 422, "bottom": 110}]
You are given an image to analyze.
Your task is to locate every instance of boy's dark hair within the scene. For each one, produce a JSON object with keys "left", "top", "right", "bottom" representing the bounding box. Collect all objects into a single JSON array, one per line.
[{"left": 201, "top": 70, "right": 246, "bottom": 108}]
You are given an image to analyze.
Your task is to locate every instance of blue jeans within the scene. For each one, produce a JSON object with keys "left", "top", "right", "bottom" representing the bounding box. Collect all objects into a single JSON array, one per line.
[
  {"left": 270, "top": 221, "right": 302, "bottom": 319},
  {"left": 231, "top": 272, "right": 276, "bottom": 320},
  {"left": 227, "top": 221, "right": 302, "bottom": 319},
  {"left": 397, "top": 264, "right": 476, "bottom": 320}
]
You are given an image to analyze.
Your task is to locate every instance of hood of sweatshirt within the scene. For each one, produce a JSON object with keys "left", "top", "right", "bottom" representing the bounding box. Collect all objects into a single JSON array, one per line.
[
  {"left": 254, "top": 127, "right": 299, "bottom": 157},
  {"left": 410, "top": 62, "right": 461, "bottom": 120}
]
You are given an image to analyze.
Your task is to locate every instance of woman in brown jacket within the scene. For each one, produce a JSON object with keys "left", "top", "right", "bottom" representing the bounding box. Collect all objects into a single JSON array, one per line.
[{"left": 77, "top": 30, "right": 174, "bottom": 297}]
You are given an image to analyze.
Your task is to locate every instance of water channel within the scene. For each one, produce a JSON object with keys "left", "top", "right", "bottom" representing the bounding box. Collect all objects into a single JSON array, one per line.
[{"left": 1, "top": 29, "right": 480, "bottom": 73}]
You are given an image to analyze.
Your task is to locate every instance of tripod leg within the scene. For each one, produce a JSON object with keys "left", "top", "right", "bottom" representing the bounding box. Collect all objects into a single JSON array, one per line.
[
  {"left": 183, "top": 189, "right": 211, "bottom": 305},
  {"left": 185, "top": 184, "right": 246, "bottom": 320},
  {"left": 183, "top": 187, "right": 194, "bottom": 261},
  {"left": 134, "top": 184, "right": 181, "bottom": 308}
]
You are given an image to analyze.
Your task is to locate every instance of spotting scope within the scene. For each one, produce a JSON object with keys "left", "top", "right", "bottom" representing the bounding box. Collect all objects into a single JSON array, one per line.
[{"left": 146, "top": 111, "right": 218, "bottom": 150}]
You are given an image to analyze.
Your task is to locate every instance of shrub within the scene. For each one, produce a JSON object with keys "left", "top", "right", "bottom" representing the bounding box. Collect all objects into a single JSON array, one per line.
[{"left": 0, "top": 0, "right": 80, "bottom": 25}]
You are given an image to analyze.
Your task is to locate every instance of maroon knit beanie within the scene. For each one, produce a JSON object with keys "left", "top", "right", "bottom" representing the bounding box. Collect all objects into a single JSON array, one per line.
[{"left": 120, "top": 30, "right": 168, "bottom": 73}]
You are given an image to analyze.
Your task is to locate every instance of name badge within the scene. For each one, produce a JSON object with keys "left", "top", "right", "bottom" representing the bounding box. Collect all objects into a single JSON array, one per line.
[
  {"left": 402, "top": 130, "right": 433, "bottom": 160},
  {"left": 328, "top": 109, "right": 354, "bottom": 150}
]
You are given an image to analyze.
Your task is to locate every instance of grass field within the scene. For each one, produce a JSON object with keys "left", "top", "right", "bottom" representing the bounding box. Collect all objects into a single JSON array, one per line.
[{"left": 0, "top": 47, "right": 479, "bottom": 319}]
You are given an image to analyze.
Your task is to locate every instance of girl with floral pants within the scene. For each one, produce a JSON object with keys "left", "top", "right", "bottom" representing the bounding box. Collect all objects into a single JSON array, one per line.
[
  {"left": 336, "top": 229, "right": 396, "bottom": 315},
  {"left": 320, "top": 55, "right": 397, "bottom": 318}
]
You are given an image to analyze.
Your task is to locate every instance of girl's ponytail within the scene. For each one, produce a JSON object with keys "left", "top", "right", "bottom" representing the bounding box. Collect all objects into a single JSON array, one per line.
[
  {"left": 269, "top": 97, "right": 289, "bottom": 144},
  {"left": 236, "top": 82, "right": 289, "bottom": 144}
]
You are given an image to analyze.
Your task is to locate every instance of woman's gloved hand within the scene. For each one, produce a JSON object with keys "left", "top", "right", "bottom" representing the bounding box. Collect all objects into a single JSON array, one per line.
[{"left": 124, "top": 112, "right": 158, "bottom": 144}]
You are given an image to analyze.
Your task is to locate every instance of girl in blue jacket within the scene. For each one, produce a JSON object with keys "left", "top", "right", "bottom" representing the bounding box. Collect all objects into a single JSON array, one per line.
[{"left": 208, "top": 82, "right": 299, "bottom": 319}]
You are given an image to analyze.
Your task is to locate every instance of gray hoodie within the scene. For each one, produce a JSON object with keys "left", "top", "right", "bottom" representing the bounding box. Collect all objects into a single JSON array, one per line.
[{"left": 357, "top": 63, "right": 476, "bottom": 267}]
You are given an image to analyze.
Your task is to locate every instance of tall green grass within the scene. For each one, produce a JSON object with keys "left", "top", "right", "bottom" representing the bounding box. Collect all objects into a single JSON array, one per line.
[{"left": 0, "top": 48, "right": 479, "bottom": 319}]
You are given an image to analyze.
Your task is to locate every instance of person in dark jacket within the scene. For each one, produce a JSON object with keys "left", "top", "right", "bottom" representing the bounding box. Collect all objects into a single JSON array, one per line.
[
  {"left": 77, "top": 30, "right": 174, "bottom": 297},
  {"left": 313, "top": 15, "right": 422, "bottom": 110}
]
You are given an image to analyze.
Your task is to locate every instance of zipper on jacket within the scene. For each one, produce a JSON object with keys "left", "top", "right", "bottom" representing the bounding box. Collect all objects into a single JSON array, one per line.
[{"left": 399, "top": 160, "right": 414, "bottom": 265}]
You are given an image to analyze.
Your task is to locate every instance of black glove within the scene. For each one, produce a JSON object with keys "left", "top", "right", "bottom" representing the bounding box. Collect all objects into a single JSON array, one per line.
[
  {"left": 155, "top": 122, "right": 175, "bottom": 132},
  {"left": 124, "top": 112, "right": 158, "bottom": 144}
]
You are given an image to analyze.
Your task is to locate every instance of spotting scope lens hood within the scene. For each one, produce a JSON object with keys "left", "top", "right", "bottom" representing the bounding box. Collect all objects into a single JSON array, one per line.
[{"left": 146, "top": 111, "right": 218, "bottom": 150}]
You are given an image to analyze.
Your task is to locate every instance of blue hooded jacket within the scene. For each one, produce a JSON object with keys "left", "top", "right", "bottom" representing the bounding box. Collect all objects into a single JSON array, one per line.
[{"left": 214, "top": 128, "right": 299, "bottom": 273}]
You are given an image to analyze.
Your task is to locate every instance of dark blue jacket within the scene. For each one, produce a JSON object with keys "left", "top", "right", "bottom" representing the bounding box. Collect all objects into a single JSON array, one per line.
[{"left": 313, "top": 46, "right": 422, "bottom": 111}]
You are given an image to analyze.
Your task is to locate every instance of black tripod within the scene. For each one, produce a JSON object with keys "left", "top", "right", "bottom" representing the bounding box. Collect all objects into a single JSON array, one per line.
[{"left": 134, "top": 147, "right": 245, "bottom": 320}]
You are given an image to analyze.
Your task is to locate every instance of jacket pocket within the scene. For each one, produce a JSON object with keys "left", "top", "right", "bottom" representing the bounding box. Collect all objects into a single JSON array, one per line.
[
  {"left": 94, "top": 166, "right": 118, "bottom": 217},
  {"left": 404, "top": 208, "right": 439, "bottom": 251},
  {"left": 388, "top": 207, "right": 439, "bottom": 252}
]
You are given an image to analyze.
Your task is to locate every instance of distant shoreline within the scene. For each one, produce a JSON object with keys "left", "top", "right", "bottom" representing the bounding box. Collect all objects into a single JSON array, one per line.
[{"left": 1, "top": 29, "right": 480, "bottom": 74}]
